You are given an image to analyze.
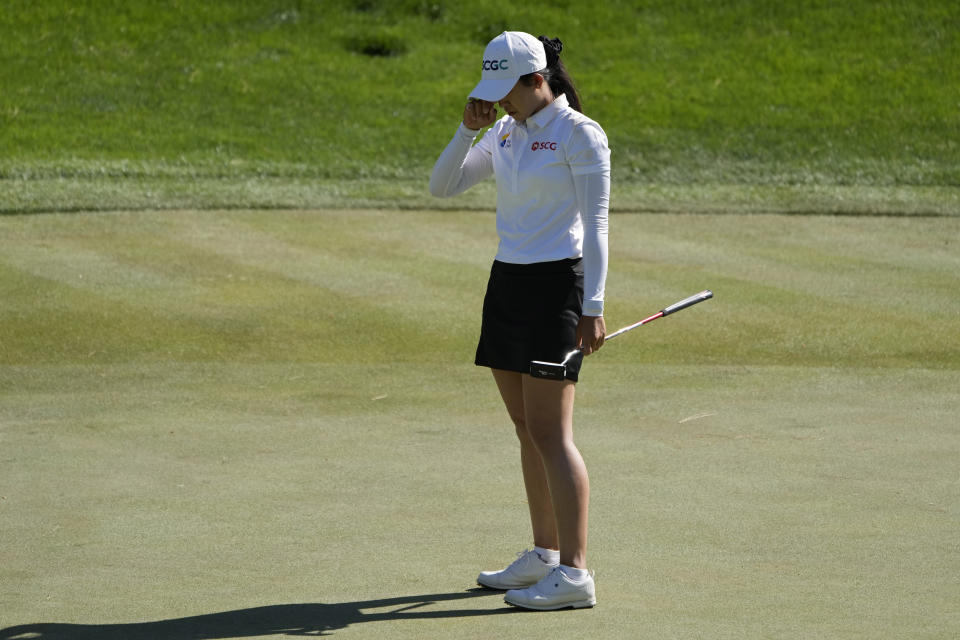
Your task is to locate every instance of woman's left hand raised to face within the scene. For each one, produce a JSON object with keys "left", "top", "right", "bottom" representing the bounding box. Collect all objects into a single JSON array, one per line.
[{"left": 577, "top": 315, "right": 606, "bottom": 356}]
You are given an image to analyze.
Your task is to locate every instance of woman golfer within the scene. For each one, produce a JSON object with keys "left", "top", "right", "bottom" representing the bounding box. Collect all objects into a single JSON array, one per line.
[{"left": 430, "top": 31, "right": 610, "bottom": 610}]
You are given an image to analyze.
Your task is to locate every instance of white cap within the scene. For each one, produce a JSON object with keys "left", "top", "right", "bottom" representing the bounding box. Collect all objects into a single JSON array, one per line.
[{"left": 468, "top": 31, "right": 547, "bottom": 102}]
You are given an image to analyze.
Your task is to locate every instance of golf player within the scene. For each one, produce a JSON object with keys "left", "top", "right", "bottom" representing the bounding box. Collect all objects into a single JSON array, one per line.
[{"left": 430, "top": 31, "right": 610, "bottom": 610}]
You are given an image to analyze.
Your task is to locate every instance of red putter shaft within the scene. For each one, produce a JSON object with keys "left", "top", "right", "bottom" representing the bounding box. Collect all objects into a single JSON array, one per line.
[
  {"left": 528, "top": 290, "right": 713, "bottom": 380},
  {"left": 604, "top": 289, "right": 713, "bottom": 343},
  {"left": 604, "top": 311, "right": 662, "bottom": 340}
]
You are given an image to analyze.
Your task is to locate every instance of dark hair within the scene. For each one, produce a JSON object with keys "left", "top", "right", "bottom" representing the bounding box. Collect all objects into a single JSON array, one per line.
[{"left": 519, "top": 36, "right": 582, "bottom": 113}]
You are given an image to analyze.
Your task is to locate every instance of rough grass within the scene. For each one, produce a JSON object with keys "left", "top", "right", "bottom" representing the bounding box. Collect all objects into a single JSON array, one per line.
[
  {"left": 1, "top": 0, "right": 958, "bottom": 213},
  {"left": 1, "top": 209, "right": 958, "bottom": 639},
  {"left": 4, "top": 174, "right": 959, "bottom": 217}
]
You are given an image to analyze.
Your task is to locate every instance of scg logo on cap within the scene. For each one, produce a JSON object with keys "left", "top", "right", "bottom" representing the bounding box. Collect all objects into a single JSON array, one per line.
[{"left": 482, "top": 59, "right": 509, "bottom": 71}]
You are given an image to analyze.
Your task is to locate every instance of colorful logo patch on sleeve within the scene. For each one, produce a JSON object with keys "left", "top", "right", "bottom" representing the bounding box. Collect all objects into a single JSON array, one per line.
[{"left": 499, "top": 132, "right": 512, "bottom": 148}]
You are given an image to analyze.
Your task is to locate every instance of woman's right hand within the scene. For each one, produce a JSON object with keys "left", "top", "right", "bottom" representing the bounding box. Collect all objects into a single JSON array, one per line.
[{"left": 463, "top": 99, "right": 497, "bottom": 130}]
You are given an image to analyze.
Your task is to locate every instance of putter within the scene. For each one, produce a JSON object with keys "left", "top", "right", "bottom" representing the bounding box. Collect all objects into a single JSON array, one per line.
[{"left": 529, "top": 290, "right": 713, "bottom": 380}]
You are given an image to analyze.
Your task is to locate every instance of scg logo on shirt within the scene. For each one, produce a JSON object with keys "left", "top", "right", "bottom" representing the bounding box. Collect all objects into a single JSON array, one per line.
[
  {"left": 531, "top": 141, "right": 558, "bottom": 151},
  {"left": 482, "top": 59, "right": 509, "bottom": 71}
]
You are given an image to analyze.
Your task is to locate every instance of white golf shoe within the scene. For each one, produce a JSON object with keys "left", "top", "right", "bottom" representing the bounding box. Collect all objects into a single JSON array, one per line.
[
  {"left": 504, "top": 566, "right": 597, "bottom": 610},
  {"left": 477, "top": 549, "right": 557, "bottom": 590}
]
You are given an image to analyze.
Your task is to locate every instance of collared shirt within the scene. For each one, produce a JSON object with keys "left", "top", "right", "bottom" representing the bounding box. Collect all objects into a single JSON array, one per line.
[
  {"left": 476, "top": 94, "right": 610, "bottom": 268},
  {"left": 430, "top": 94, "right": 610, "bottom": 315}
]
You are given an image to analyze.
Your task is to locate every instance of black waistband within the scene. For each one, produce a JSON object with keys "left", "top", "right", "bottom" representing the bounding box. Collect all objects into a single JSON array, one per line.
[{"left": 491, "top": 257, "right": 583, "bottom": 275}]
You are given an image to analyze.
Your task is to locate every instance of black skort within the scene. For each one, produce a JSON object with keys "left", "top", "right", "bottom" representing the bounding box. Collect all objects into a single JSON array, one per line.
[{"left": 475, "top": 258, "right": 585, "bottom": 382}]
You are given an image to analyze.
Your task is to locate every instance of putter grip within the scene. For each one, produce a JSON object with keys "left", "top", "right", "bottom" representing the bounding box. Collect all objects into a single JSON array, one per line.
[{"left": 661, "top": 290, "right": 713, "bottom": 316}]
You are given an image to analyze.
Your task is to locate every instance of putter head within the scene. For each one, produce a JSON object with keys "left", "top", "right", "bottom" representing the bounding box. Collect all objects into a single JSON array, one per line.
[{"left": 529, "top": 360, "right": 567, "bottom": 380}]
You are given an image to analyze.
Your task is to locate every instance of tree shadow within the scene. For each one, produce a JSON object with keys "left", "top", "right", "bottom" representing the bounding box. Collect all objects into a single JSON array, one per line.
[{"left": 0, "top": 588, "right": 516, "bottom": 639}]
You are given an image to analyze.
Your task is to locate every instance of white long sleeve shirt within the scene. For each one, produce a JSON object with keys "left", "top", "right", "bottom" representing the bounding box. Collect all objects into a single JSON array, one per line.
[{"left": 430, "top": 94, "right": 611, "bottom": 316}]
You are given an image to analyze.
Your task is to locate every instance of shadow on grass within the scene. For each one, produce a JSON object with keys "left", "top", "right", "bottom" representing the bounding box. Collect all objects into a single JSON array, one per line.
[{"left": 0, "top": 589, "right": 516, "bottom": 639}]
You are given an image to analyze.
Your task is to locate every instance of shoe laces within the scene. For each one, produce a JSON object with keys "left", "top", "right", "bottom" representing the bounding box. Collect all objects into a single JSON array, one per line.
[
  {"left": 529, "top": 566, "right": 564, "bottom": 595},
  {"left": 508, "top": 548, "right": 536, "bottom": 568}
]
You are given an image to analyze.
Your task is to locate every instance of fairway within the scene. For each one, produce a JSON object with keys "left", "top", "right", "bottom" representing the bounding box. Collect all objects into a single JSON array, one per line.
[{"left": 1, "top": 209, "right": 957, "bottom": 639}]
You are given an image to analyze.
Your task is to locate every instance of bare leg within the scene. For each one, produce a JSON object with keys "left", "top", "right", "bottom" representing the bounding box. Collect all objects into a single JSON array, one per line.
[
  {"left": 491, "top": 369, "right": 559, "bottom": 551},
  {"left": 521, "top": 375, "right": 589, "bottom": 569}
]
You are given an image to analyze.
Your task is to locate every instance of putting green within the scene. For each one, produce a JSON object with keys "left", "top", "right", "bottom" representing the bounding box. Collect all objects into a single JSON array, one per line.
[{"left": 1, "top": 209, "right": 958, "bottom": 639}]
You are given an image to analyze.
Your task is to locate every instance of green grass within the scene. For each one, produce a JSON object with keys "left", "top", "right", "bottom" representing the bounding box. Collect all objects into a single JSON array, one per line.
[
  {"left": 2, "top": 1, "right": 958, "bottom": 213},
  {"left": 1, "top": 1, "right": 958, "bottom": 636},
  {"left": 1, "top": 209, "right": 957, "bottom": 368},
  {"left": 1, "top": 209, "right": 958, "bottom": 638}
]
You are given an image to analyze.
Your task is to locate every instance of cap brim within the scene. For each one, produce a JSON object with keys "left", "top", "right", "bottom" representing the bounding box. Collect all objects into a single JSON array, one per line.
[{"left": 468, "top": 77, "right": 517, "bottom": 102}]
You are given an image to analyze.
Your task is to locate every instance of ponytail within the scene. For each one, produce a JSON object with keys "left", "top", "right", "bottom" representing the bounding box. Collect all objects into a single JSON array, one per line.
[{"left": 519, "top": 36, "right": 582, "bottom": 113}]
